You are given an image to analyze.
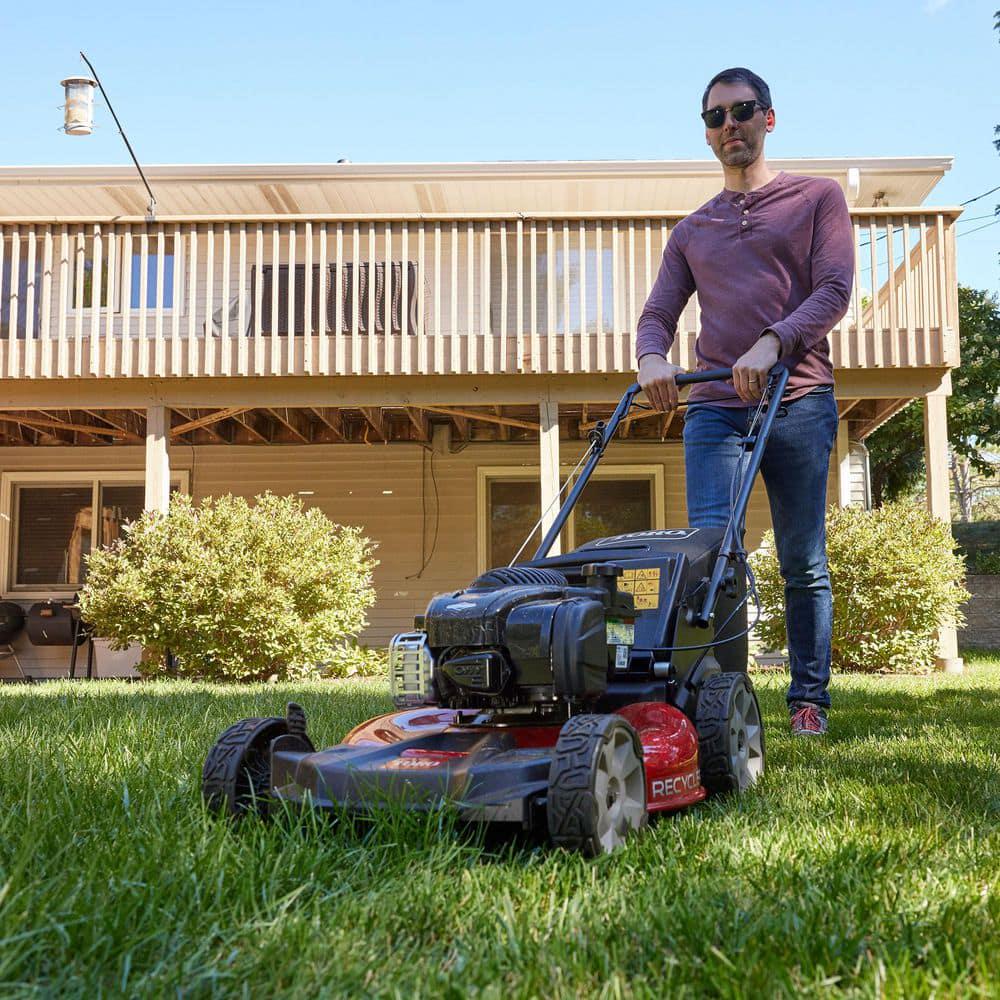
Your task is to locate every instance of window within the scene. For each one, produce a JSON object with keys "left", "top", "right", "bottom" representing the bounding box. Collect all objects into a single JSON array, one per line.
[
  {"left": 129, "top": 237, "right": 177, "bottom": 310},
  {"left": 487, "top": 479, "right": 541, "bottom": 568},
  {"left": 479, "top": 467, "right": 662, "bottom": 573},
  {"left": 0, "top": 240, "right": 43, "bottom": 339},
  {"left": 65, "top": 235, "right": 179, "bottom": 314},
  {"left": 571, "top": 478, "right": 652, "bottom": 548},
  {"left": 535, "top": 248, "right": 615, "bottom": 335},
  {"left": 2, "top": 473, "right": 188, "bottom": 594},
  {"left": 250, "top": 261, "right": 419, "bottom": 336}
]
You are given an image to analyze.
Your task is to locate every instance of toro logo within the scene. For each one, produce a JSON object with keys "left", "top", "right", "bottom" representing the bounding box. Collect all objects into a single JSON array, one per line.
[
  {"left": 381, "top": 758, "right": 442, "bottom": 770},
  {"left": 650, "top": 771, "right": 701, "bottom": 799}
]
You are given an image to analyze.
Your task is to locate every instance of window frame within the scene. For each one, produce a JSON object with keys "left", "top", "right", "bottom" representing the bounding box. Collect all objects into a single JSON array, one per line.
[
  {"left": 475, "top": 464, "right": 664, "bottom": 575},
  {"left": 65, "top": 234, "right": 186, "bottom": 319},
  {"left": 0, "top": 470, "right": 190, "bottom": 598}
]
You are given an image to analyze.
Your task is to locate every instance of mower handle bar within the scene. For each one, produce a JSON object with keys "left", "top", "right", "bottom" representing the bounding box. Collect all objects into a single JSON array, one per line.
[{"left": 531, "top": 365, "right": 790, "bottom": 631}]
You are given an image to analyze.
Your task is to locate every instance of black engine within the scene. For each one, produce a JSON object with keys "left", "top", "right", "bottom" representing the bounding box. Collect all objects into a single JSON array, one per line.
[{"left": 422, "top": 563, "right": 636, "bottom": 710}]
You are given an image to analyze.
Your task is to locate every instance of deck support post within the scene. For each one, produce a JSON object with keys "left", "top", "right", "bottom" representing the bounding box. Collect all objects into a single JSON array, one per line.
[
  {"left": 923, "top": 390, "right": 963, "bottom": 673},
  {"left": 836, "top": 422, "right": 853, "bottom": 508},
  {"left": 144, "top": 405, "right": 171, "bottom": 514},
  {"left": 539, "top": 399, "right": 561, "bottom": 556}
]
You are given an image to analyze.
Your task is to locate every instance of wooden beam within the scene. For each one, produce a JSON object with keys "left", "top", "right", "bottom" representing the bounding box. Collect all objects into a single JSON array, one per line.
[
  {"left": 171, "top": 406, "right": 251, "bottom": 438},
  {"left": 924, "top": 393, "right": 962, "bottom": 672},
  {"left": 418, "top": 405, "right": 539, "bottom": 432},
  {"left": 837, "top": 398, "right": 865, "bottom": 419},
  {"left": 579, "top": 407, "right": 662, "bottom": 433},
  {"left": 229, "top": 410, "right": 271, "bottom": 444},
  {"left": 0, "top": 413, "right": 126, "bottom": 439},
  {"left": 0, "top": 369, "right": 954, "bottom": 411},
  {"left": 145, "top": 405, "right": 171, "bottom": 513},
  {"left": 81, "top": 409, "right": 145, "bottom": 443},
  {"left": 493, "top": 404, "right": 510, "bottom": 441},
  {"left": 359, "top": 407, "right": 386, "bottom": 443},
  {"left": 267, "top": 407, "right": 313, "bottom": 444},
  {"left": 404, "top": 407, "right": 430, "bottom": 442},
  {"left": 171, "top": 408, "right": 230, "bottom": 445},
  {"left": 310, "top": 407, "right": 346, "bottom": 441},
  {"left": 539, "top": 400, "right": 561, "bottom": 557}
]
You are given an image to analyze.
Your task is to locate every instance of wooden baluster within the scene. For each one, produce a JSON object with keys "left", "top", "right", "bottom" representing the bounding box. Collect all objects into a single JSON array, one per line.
[
  {"left": 303, "top": 220, "right": 313, "bottom": 375},
  {"left": 286, "top": 222, "right": 296, "bottom": 375},
  {"left": 237, "top": 223, "right": 248, "bottom": 376},
  {"left": 417, "top": 221, "right": 427, "bottom": 375},
  {"left": 529, "top": 220, "right": 539, "bottom": 374},
  {"left": 499, "top": 221, "right": 508, "bottom": 373},
  {"left": 561, "top": 221, "right": 571, "bottom": 374},
  {"left": 222, "top": 222, "right": 233, "bottom": 377},
  {"left": 579, "top": 221, "right": 588, "bottom": 373},
  {"left": 155, "top": 225, "right": 167, "bottom": 376},
  {"left": 187, "top": 226, "right": 199, "bottom": 377},
  {"left": 39, "top": 227, "right": 54, "bottom": 378},
  {"left": 611, "top": 220, "right": 623, "bottom": 372},
  {"left": 88, "top": 224, "right": 102, "bottom": 376},
  {"left": 918, "top": 217, "right": 931, "bottom": 365},
  {"left": 466, "top": 221, "right": 476, "bottom": 374},
  {"left": 317, "top": 221, "right": 328, "bottom": 375},
  {"left": 595, "top": 220, "right": 605, "bottom": 373},
  {"left": 56, "top": 226, "right": 69, "bottom": 378},
  {"left": 171, "top": 224, "right": 183, "bottom": 377},
  {"left": 24, "top": 227, "right": 37, "bottom": 377}
]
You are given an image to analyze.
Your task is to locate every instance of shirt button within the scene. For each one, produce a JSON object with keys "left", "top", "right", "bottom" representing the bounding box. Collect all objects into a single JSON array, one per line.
[
  {"left": 742, "top": 209, "right": 749, "bottom": 215},
  {"left": 741, "top": 219, "right": 748, "bottom": 226}
]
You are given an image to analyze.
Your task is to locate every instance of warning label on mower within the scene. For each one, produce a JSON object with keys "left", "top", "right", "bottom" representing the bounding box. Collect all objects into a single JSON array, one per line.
[{"left": 617, "top": 568, "right": 660, "bottom": 609}]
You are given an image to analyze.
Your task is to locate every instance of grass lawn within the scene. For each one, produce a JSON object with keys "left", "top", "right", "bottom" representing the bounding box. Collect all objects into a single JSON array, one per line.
[{"left": 0, "top": 657, "right": 998, "bottom": 998}]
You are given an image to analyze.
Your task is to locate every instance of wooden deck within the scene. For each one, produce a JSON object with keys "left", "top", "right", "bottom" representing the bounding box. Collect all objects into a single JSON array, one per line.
[{"left": 0, "top": 208, "right": 960, "bottom": 380}]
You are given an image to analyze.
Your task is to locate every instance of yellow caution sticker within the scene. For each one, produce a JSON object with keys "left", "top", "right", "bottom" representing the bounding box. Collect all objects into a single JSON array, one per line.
[{"left": 617, "top": 568, "right": 661, "bottom": 610}]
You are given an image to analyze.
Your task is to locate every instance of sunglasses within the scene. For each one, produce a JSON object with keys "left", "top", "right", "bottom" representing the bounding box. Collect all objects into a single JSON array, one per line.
[{"left": 700, "top": 100, "right": 766, "bottom": 129}]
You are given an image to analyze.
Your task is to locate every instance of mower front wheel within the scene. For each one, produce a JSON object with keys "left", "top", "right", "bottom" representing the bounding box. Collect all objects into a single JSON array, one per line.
[
  {"left": 695, "top": 672, "right": 764, "bottom": 795},
  {"left": 547, "top": 714, "right": 647, "bottom": 856},
  {"left": 202, "top": 716, "right": 288, "bottom": 817}
]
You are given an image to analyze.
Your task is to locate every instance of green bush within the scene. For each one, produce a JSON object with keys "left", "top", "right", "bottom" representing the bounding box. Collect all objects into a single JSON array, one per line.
[
  {"left": 324, "top": 640, "right": 388, "bottom": 679},
  {"left": 971, "top": 550, "right": 1000, "bottom": 575},
  {"left": 749, "top": 502, "right": 969, "bottom": 673},
  {"left": 80, "top": 492, "right": 378, "bottom": 681}
]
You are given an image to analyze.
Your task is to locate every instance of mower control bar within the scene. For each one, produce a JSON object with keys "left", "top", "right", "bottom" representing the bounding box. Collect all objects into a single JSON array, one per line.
[{"left": 531, "top": 366, "right": 790, "bottom": 577}]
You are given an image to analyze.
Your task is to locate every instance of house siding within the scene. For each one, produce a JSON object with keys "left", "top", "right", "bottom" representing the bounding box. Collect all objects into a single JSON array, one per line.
[{"left": 0, "top": 437, "right": 839, "bottom": 679}]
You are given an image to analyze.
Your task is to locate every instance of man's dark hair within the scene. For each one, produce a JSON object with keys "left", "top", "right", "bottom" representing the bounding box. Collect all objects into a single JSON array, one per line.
[{"left": 702, "top": 68, "right": 772, "bottom": 111}]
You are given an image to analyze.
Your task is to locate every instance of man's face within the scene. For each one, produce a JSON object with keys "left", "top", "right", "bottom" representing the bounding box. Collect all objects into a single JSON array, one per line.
[{"left": 703, "top": 82, "right": 774, "bottom": 168}]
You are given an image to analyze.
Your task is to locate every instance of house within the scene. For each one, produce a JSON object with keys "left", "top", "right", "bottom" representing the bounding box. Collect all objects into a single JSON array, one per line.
[{"left": 0, "top": 157, "right": 962, "bottom": 677}]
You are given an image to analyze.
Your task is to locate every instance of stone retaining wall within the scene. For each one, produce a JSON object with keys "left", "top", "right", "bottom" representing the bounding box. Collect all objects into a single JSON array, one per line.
[{"left": 960, "top": 575, "right": 1000, "bottom": 650}]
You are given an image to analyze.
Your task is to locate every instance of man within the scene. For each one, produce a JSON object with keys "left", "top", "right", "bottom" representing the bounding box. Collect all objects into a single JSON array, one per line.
[{"left": 636, "top": 67, "right": 854, "bottom": 736}]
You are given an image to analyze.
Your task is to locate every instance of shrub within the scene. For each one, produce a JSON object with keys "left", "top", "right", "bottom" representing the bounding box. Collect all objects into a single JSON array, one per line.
[
  {"left": 749, "top": 502, "right": 969, "bottom": 673},
  {"left": 971, "top": 550, "right": 1000, "bottom": 575},
  {"left": 80, "top": 492, "right": 378, "bottom": 681},
  {"left": 325, "top": 641, "right": 388, "bottom": 679}
]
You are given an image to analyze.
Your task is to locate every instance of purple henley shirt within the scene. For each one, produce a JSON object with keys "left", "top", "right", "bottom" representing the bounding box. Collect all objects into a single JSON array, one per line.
[{"left": 635, "top": 171, "right": 855, "bottom": 405}]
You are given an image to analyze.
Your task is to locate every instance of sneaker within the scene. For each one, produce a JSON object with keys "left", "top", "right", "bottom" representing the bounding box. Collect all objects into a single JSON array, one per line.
[{"left": 790, "top": 703, "right": 828, "bottom": 736}]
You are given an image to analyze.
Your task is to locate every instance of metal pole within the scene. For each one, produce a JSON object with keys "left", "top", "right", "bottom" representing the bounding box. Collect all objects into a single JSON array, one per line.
[
  {"left": 687, "top": 365, "right": 790, "bottom": 628},
  {"left": 78, "top": 52, "right": 157, "bottom": 221}
]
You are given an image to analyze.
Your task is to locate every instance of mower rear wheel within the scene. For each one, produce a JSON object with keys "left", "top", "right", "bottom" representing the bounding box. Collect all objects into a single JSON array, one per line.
[
  {"left": 547, "top": 714, "right": 647, "bottom": 856},
  {"left": 695, "top": 672, "right": 764, "bottom": 795},
  {"left": 202, "top": 716, "right": 288, "bottom": 817}
]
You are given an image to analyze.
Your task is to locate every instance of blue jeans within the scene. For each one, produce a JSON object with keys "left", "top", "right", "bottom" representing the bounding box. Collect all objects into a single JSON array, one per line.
[{"left": 682, "top": 388, "right": 839, "bottom": 710}]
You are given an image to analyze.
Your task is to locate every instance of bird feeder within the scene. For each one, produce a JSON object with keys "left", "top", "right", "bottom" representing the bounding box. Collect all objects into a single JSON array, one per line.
[{"left": 60, "top": 77, "right": 97, "bottom": 135}]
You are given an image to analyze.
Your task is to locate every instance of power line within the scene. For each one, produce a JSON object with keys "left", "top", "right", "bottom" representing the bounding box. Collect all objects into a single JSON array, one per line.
[
  {"left": 960, "top": 185, "right": 1000, "bottom": 207},
  {"left": 956, "top": 218, "right": 1000, "bottom": 238}
]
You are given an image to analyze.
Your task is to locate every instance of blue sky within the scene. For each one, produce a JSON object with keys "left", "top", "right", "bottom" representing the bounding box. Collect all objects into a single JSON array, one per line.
[{"left": 2, "top": 0, "right": 997, "bottom": 292}]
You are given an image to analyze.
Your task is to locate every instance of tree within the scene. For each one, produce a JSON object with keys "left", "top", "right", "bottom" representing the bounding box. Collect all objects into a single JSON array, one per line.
[{"left": 868, "top": 287, "right": 1000, "bottom": 513}]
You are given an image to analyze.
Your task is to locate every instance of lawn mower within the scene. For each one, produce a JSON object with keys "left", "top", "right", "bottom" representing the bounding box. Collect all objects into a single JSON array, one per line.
[{"left": 203, "top": 365, "right": 790, "bottom": 855}]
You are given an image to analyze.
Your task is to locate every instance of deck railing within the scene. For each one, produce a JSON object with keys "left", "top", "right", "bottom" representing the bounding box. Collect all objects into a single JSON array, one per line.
[{"left": 0, "top": 209, "right": 959, "bottom": 379}]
